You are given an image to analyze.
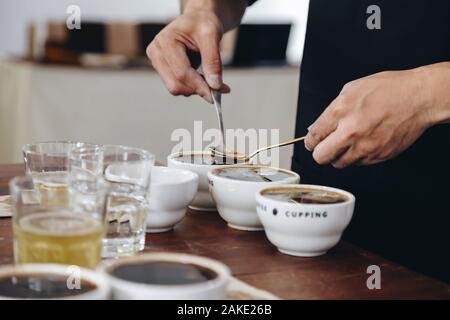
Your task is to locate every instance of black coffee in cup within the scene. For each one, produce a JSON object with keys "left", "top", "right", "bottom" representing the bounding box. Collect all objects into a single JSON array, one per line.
[
  {"left": 0, "top": 273, "right": 96, "bottom": 299},
  {"left": 111, "top": 261, "right": 218, "bottom": 285},
  {"left": 262, "top": 187, "right": 348, "bottom": 204}
]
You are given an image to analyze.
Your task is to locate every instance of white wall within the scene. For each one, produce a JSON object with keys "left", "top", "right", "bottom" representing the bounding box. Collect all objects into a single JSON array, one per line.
[{"left": 0, "top": 0, "right": 309, "bottom": 63}]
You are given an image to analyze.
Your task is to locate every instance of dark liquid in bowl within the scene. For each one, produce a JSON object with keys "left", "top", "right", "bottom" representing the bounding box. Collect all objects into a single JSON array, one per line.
[
  {"left": 111, "top": 261, "right": 218, "bottom": 285},
  {"left": 263, "top": 188, "right": 348, "bottom": 204},
  {"left": 0, "top": 273, "right": 96, "bottom": 299},
  {"left": 216, "top": 167, "right": 294, "bottom": 182},
  {"left": 175, "top": 154, "right": 245, "bottom": 165}
]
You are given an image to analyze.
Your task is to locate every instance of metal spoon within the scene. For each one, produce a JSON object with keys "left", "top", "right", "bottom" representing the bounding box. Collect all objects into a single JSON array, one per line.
[
  {"left": 211, "top": 89, "right": 226, "bottom": 154},
  {"left": 210, "top": 136, "right": 306, "bottom": 163}
]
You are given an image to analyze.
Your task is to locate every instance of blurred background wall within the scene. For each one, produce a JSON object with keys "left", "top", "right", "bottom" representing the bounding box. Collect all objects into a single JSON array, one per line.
[
  {"left": 0, "top": 0, "right": 309, "bottom": 64},
  {"left": 0, "top": 0, "right": 309, "bottom": 168}
]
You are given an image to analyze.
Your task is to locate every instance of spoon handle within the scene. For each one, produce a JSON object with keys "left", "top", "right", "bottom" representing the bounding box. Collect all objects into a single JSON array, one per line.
[
  {"left": 211, "top": 89, "right": 226, "bottom": 150},
  {"left": 249, "top": 136, "right": 306, "bottom": 159}
]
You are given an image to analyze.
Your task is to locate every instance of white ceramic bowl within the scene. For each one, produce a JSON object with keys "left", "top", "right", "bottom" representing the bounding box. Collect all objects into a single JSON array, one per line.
[
  {"left": 147, "top": 166, "right": 199, "bottom": 233},
  {"left": 256, "top": 184, "right": 355, "bottom": 257},
  {"left": 0, "top": 264, "right": 109, "bottom": 300},
  {"left": 208, "top": 165, "right": 300, "bottom": 231},
  {"left": 99, "top": 252, "right": 231, "bottom": 300},
  {"left": 167, "top": 151, "right": 249, "bottom": 211}
]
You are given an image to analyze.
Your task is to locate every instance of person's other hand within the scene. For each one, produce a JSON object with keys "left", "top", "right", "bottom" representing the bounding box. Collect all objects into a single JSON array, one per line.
[
  {"left": 147, "top": 10, "right": 230, "bottom": 104},
  {"left": 304, "top": 68, "right": 436, "bottom": 168}
]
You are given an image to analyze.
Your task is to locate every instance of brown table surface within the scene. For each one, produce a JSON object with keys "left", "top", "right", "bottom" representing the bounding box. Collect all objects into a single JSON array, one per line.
[{"left": 0, "top": 163, "right": 449, "bottom": 299}]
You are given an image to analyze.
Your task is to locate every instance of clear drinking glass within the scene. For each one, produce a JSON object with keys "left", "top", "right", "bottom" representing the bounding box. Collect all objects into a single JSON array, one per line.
[
  {"left": 9, "top": 175, "right": 108, "bottom": 269},
  {"left": 100, "top": 145, "right": 154, "bottom": 258},
  {"left": 22, "top": 141, "right": 97, "bottom": 208}
]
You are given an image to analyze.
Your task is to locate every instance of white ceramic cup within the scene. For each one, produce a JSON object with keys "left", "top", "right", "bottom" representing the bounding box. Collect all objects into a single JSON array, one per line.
[
  {"left": 208, "top": 165, "right": 300, "bottom": 231},
  {"left": 147, "top": 166, "right": 199, "bottom": 233},
  {"left": 256, "top": 184, "right": 355, "bottom": 257},
  {"left": 99, "top": 252, "right": 231, "bottom": 300},
  {"left": 167, "top": 151, "right": 249, "bottom": 212},
  {"left": 0, "top": 264, "right": 109, "bottom": 300}
]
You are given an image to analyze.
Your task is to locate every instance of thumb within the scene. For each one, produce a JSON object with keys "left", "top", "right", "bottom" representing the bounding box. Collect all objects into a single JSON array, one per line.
[{"left": 197, "top": 35, "right": 223, "bottom": 89}]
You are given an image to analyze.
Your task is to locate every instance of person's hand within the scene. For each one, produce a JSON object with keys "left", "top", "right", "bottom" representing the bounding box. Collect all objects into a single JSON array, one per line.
[
  {"left": 304, "top": 68, "right": 436, "bottom": 168},
  {"left": 147, "top": 10, "right": 230, "bottom": 104}
]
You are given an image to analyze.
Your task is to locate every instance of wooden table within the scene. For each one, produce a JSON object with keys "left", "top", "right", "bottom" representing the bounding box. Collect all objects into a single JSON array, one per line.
[{"left": 1, "top": 164, "right": 449, "bottom": 299}]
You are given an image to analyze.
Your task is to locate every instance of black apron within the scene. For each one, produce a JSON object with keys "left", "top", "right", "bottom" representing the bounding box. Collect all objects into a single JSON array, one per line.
[{"left": 292, "top": 0, "right": 450, "bottom": 282}]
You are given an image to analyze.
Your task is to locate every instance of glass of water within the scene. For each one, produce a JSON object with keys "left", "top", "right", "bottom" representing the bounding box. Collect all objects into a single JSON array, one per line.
[
  {"left": 22, "top": 141, "right": 98, "bottom": 208},
  {"left": 100, "top": 145, "right": 154, "bottom": 258}
]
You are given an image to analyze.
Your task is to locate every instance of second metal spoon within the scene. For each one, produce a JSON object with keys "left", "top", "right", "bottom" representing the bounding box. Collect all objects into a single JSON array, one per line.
[{"left": 210, "top": 136, "right": 306, "bottom": 163}]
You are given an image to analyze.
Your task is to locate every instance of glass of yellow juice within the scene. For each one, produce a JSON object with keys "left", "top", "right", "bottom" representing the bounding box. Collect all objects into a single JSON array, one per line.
[{"left": 9, "top": 174, "right": 108, "bottom": 269}]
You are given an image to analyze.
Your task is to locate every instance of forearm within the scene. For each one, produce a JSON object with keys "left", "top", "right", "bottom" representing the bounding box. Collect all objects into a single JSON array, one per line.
[
  {"left": 181, "top": 0, "right": 247, "bottom": 32},
  {"left": 418, "top": 62, "right": 450, "bottom": 125}
]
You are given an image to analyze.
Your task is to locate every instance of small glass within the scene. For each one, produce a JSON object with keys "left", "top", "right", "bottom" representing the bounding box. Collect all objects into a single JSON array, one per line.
[
  {"left": 9, "top": 175, "right": 108, "bottom": 269},
  {"left": 22, "top": 141, "right": 97, "bottom": 208},
  {"left": 71, "top": 145, "right": 155, "bottom": 258}
]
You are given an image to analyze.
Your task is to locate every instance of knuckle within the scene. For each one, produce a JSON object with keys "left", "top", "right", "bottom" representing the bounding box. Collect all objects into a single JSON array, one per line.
[
  {"left": 146, "top": 42, "right": 157, "bottom": 60},
  {"left": 330, "top": 104, "right": 346, "bottom": 117},
  {"left": 308, "top": 127, "right": 322, "bottom": 141},
  {"left": 338, "top": 90, "right": 353, "bottom": 107},
  {"left": 198, "top": 21, "right": 219, "bottom": 37},
  {"left": 167, "top": 83, "right": 183, "bottom": 96},
  {"left": 355, "top": 141, "right": 376, "bottom": 157},
  {"left": 342, "top": 127, "right": 358, "bottom": 141},
  {"left": 174, "top": 69, "right": 189, "bottom": 82},
  {"left": 342, "top": 80, "right": 358, "bottom": 92}
]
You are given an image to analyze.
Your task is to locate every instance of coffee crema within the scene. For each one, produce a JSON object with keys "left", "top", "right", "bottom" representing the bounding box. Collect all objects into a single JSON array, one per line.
[
  {"left": 215, "top": 167, "right": 294, "bottom": 182},
  {"left": 262, "top": 188, "right": 348, "bottom": 204},
  {"left": 0, "top": 273, "right": 96, "bottom": 299},
  {"left": 174, "top": 154, "right": 245, "bottom": 165},
  {"left": 111, "top": 261, "right": 218, "bottom": 285}
]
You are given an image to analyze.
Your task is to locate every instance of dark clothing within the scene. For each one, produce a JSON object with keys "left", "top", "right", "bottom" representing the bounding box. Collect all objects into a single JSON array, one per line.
[{"left": 293, "top": 1, "right": 450, "bottom": 282}]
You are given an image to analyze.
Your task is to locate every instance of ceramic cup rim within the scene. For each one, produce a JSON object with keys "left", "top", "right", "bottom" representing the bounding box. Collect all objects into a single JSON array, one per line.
[
  {"left": 257, "top": 184, "right": 355, "bottom": 208},
  {"left": 208, "top": 165, "right": 300, "bottom": 185},
  {"left": 99, "top": 252, "right": 231, "bottom": 293},
  {"left": 0, "top": 263, "right": 109, "bottom": 300}
]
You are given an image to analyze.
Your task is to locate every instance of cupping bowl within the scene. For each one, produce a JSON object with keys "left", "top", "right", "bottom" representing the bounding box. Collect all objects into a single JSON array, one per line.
[
  {"left": 208, "top": 165, "right": 300, "bottom": 231},
  {"left": 256, "top": 184, "right": 355, "bottom": 257},
  {"left": 167, "top": 151, "right": 250, "bottom": 211},
  {"left": 147, "top": 166, "right": 198, "bottom": 233}
]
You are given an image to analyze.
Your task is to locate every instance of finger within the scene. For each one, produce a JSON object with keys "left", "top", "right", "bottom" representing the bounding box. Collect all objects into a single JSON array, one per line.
[
  {"left": 356, "top": 157, "right": 381, "bottom": 166},
  {"left": 312, "top": 130, "right": 351, "bottom": 165},
  {"left": 219, "top": 83, "right": 231, "bottom": 94},
  {"left": 197, "top": 66, "right": 230, "bottom": 94},
  {"left": 305, "top": 97, "right": 342, "bottom": 151},
  {"left": 331, "top": 147, "right": 363, "bottom": 168},
  {"left": 158, "top": 37, "right": 212, "bottom": 102},
  {"left": 197, "top": 34, "right": 223, "bottom": 89},
  {"left": 147, "top": 43, "right": 194, "bottom": 96}
]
